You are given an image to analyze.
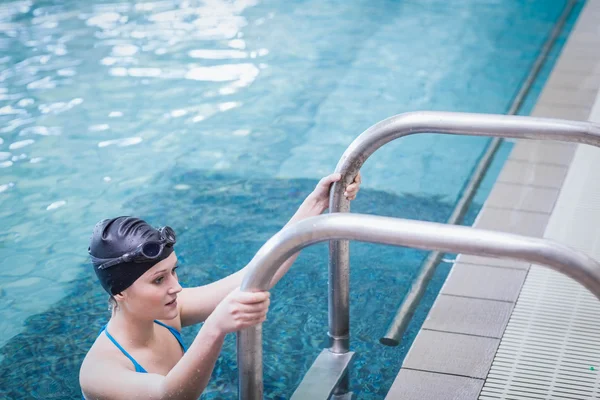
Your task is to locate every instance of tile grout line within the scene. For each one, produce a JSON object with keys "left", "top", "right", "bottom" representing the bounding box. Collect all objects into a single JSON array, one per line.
[
  {"left": 506, "top": 158, "right": 575, "bottom": 168},
  {"left": 483, "top": 206, "right": 552, "bottom": 216},
  {"left": 495, "top": 180, "right": 565, "bottom": 191},
  {"left": 451, "top": 262, "right": 531, "bottom": 272},
  {"left": 401, "top": 367, "right": 486, "bottom": 382},
  {"left": 421, "top": 328, "right": 505, "bottom": 340}
]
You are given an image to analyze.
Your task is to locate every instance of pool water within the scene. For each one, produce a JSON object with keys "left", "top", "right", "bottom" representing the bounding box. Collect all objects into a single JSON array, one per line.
[{"left": 0, "top": 0, "right": 581, "bottom": 398}]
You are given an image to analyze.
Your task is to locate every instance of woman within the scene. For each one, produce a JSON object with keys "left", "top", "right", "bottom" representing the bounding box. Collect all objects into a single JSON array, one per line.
[{"left": 79, "top": 172, "right": 361, "bottom": 400}]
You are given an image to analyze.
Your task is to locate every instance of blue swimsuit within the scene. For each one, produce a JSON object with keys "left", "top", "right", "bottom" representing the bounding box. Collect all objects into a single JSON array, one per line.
[{"left": 102, "top": 320, "right": 187, "bottom": 373}]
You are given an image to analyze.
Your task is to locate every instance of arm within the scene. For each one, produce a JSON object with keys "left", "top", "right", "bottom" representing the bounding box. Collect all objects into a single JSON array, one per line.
[
  {"left": 263, "top": 178, "right": 337, "bottom": 287},
  {"left": 81, "top": 323, "right": 225, "bottom": 400},
  {"left": 81, "top": 290, "right": 269, "bottom": 400},
  {"left": 178, "top": 172, "right": 362, "bottom": 327}
]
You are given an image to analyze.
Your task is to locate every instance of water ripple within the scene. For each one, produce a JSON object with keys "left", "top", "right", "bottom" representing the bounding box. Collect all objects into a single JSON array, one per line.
[
  {"left": 86, "top": 12, "right": 122, "bottom": 28},
  {"left": 0, "top": 182, "right": 15, "bottom": 193},
  {"left": 9, "top": 139, "right": 34, "bottom": 150},
  {"left": 46, "top": 200, "right": 66, "bottom": 210},
  {"left": 97, "top": 137, "right": 142, "bottom": 148},
  {"left": 19, "top": 126, "right": 61, "bottom": 136},
  {"left": 188, "top": 49, "right": 248, "bottom": 59},
  {"left": 186, "top": 63, "right": 259, "bottom": 82}
]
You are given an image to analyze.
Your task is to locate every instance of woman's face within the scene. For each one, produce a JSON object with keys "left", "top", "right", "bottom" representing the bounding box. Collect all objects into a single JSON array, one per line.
[{"left": 119, "top": 252, "right": 182, "bottom": 321}]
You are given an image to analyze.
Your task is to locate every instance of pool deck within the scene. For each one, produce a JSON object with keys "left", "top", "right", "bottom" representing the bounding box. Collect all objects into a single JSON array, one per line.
[{"left": 386, "top": 0, "right": 600, "bottom": 398}]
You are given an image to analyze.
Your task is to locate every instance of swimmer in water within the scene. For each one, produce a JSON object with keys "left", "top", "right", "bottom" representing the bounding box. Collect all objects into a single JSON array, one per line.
[{"left": 79, "top": 172, "right": 361, "bottom": 399}]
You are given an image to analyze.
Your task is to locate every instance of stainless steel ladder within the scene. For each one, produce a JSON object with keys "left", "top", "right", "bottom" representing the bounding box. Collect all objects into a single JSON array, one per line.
[{"left": 236, "top": 112, "right": 600, "bottom": 399}]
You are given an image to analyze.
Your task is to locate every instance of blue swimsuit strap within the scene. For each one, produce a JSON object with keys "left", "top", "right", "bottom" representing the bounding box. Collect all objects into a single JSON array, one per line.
[
  {"left": 103, "top": 328, "right": 147, "bottom": 373},
  {"left": 153, "top": 320, "right": 188, "bottom": 352},
  {"left": 102, "top": 320, "right": 187, "bottom": 373}
]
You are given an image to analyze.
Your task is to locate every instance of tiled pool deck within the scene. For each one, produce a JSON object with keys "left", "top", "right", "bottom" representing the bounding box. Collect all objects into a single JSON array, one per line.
[{"left": 386, "top": 0, "right": 600, "bottom": 398}]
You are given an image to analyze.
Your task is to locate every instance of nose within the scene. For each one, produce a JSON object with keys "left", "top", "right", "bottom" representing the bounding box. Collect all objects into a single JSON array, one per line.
[{"left": 168, "top": 275, "right": 183, "bottom": 294}]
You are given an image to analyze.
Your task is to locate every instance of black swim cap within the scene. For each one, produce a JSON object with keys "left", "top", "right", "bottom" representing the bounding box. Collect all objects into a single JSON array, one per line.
[{"left": 88, "top": 216, "right": 175, "bottom": 295}]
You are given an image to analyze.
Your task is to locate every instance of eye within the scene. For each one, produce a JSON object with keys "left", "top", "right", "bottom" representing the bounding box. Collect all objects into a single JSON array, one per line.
[
  {"left": 172, "top": 265, "right": 178, "bottom": 275},
  {"left": 154, "top": 276, "right": 164, "bottom": 284}
]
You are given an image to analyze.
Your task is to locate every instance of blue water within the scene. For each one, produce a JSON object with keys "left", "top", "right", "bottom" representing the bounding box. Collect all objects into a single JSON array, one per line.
[{"left": 0, "top": 0, "right": 582, "bottom": 398}]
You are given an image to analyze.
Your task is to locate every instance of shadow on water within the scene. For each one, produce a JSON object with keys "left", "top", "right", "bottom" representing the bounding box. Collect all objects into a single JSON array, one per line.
[{"left": 0, "top": 170, "right": 482, "bottom": 399}]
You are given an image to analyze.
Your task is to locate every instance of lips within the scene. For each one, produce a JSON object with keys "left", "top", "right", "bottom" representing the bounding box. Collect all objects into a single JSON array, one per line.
[{"left": 165, "top": 298, "right": 177, "bottom": 306}]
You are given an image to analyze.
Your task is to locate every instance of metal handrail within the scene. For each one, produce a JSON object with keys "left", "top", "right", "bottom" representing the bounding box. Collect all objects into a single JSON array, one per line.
[
  {"left": 328, "top": 112, "right": 600, "bottom": 358},
  {"left": 237, "top": 213, "right": 600, "bottom": 399}
]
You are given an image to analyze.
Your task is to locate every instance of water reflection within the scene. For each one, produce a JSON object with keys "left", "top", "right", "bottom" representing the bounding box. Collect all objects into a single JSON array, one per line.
[
  {"left": 46, "top": 200, "right": 66, "bottom": 210},
  {"left": 0, "top": 0, "right": 266, "bottom": 189},
  {"left": 0, "top": 106, "right": 26, "bottom": 115},
  {"left": 38, "top": 99, "right": 82, "bottom": 115},
  {"left": 189, "top": 49, "right": 248, "bottom": 59},
  {"left": 9, "top": 139, "right": 34, "bottom": 150},
  {"left": 86, "top": 12, "right": 122, "bottom": 28},
  {"left": 186, "top": 63, "right": 259, "bottom": 82},
  {"left": 17, "top": 98, "right": 35, "bottom": 107},
  {"left": 0, "top": 182, "right": 14, "bottom": 193},
  {"left": 111, "top": 44, "right": 138, "bottom": 56},
  {"left": 88, "top": 124, "right": 109, "bottom": 132},
  {"left": 19, "top": 126, "right": 61, "bottom": 136},
  {"left": 97, "top": 137, "right": 143, "bottom": 147}
]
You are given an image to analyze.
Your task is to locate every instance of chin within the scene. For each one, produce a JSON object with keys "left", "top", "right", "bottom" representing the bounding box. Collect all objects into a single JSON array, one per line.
[{"left": 160, "top": 308, "right": 179, "bottom": 321}]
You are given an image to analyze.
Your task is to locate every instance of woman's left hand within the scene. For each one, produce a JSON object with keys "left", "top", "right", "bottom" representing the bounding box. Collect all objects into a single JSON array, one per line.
[{"left": 307, "top": 172, "right": 362, "bottom": 212}]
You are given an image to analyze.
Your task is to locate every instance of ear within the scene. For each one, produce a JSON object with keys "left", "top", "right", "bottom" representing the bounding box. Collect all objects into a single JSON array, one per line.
[{"left": 114, "top": 292, "right": 125, "bottom": 301}]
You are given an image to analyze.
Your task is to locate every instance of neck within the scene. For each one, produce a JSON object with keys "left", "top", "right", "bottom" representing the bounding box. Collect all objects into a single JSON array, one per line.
[{"left": 107, "top": 307, "right": 157, "bottom": 348}]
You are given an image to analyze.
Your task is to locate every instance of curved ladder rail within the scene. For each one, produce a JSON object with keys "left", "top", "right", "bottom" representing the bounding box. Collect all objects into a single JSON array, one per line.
[
  {"left": 329, "top": 112, "right": 600, "bottom": 355},
  {"left": 237, "top": 213, "right": 600, "bottom": 399}
]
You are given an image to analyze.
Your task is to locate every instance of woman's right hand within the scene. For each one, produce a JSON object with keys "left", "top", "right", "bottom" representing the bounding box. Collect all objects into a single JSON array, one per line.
[{"left": 205, "top": 287, "right": 270, "bottom": 335}]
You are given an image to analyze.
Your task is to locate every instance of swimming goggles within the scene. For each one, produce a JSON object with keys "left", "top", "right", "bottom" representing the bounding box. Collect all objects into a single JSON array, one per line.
[{"left": 90, "top": 226, "right": 176, "bottom": 270}]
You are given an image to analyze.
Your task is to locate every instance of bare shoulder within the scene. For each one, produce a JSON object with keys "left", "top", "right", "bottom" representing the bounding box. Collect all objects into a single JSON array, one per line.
[
  {"left": 81, "top": 331, "right": 130, "bottom": 368},
  {"left": 79, "top": 334, "right": 132, "bottom": 395},
  {"left": 80, "top": 335, "right": 163, "bottom": 400}
]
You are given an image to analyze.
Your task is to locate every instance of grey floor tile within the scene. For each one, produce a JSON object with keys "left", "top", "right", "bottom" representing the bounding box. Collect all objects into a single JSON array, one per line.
[
  {"left": 544, "top": 71, "right": 600, "bottom": 91},
  {"left": 508, "top": 140, "right": 576, "bottom": 166},
  {"left": 566, "top": 31, "right": 600, "bottom": 47},
  {"left": 456, "top": 254, "right": 530, "bottom": 270},
  {"left": 531, "top": 104, "right": 591, "bottom": 121},
  {"left": 537, "top": 87, "right": 599, "bottom": 108},
  {"left": 385, "top": 369, "right": 484, "bottom": 400},
  {"left": 577, "top": 23, "right": 600, "bottom": 35},
  {"left": 402, "top": 330, "right": 499, "bottom": 379},
  {"left": 474, "top": 207, "right": 549, "bottom": 237},
  {"left": 485, "top": 183, "right": 559, "bottom": 214},
  {"left": 423, "top": 295, "right": 514, "bottom": 338},
  {"left": 553, "top": 53, "right": 600, "bottom": 73},
  {"left": 558, "top": 42, "right": 600, "bottom": 60},
  {"left": 575, "top": 9, "right": 600, "bottom": 24},
  {"left": 441, "top": 264, "right": 528, "bottom": 302},
  {"left": 496, "top": 160, "right": 568, "bottom": 189}
]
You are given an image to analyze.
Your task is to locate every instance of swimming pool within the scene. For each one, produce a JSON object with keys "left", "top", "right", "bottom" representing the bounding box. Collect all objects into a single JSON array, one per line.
[{"left": 0, "top": 0, "right": 581, "bottom": 398}]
